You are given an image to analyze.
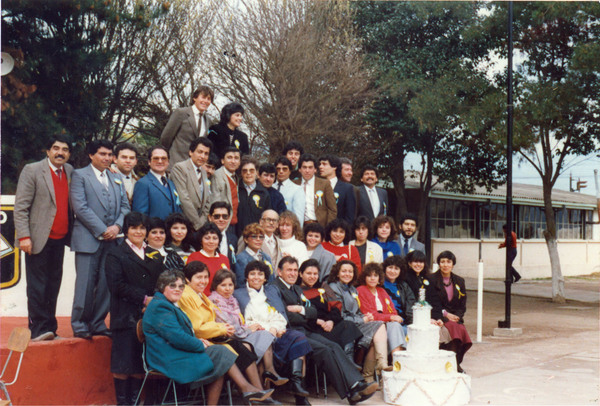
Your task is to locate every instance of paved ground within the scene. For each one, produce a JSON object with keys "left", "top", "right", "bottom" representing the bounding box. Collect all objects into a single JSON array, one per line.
[{"left": 270, "top": 276, "right": 600, "bottom": 405}]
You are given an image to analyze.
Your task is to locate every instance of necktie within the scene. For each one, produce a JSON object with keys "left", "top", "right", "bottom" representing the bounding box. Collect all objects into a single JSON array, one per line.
[
  {"left": 100, "top": 172, "right": 108, "bottom": 189},
  {"left": 161, "top": 176, "right": 168, "bottom": 187},
  {"left": 303, "top": 181, "right": 307, "bottom": 192},
  {"left": 277, "top": 181, "right": 283, "bottom": 191},
  {"left": 403, "top": 239, "right": 409, "bottom": 256},
  {"left": 55, "top": 168, "right": 62, "bottom": 180},
  {"left": 257, "top": 251, "right": 263, "bottom": 261}
]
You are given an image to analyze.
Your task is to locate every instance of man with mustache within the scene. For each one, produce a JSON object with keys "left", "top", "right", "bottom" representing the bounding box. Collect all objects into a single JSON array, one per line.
[
  {"left": 15, "top": 135, "right": 74, "bottom": 341},
  {"left": 357, "top": 165, "right": 389, "bottom": 221}
]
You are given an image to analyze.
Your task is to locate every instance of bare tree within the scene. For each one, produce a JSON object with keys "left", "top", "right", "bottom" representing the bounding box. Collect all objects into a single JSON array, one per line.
[{"left": 210, "top": 0, "right": 375, "bottom": 159}]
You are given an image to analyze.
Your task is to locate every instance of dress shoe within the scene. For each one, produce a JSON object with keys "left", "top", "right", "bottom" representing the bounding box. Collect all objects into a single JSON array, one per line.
[
  {"left": 263, "top": 370, "right": 289, "bottom": 386},
  {"left": 513, "top": 273, "right": 521, "bottom": 283},
  {"left": 74, "top": 331, "right": 92, "bottom": 340},
  {"left": 243, "top": 388, "right": 275, "bottom": 402},
  {"left": 457, "top": 365, "right": 465, "bottom": 373},
  {"left": 294, "top": 395, "right": 311, "bottom": 405},
  {"left": 94, "top": 330, "right": 112, "bottom": 338},
  {"left": 32, "top": 331, "right": 55, "bottom": 342},
  {"left": 348, "top": 380, "right": 378, "bottom": 403}
]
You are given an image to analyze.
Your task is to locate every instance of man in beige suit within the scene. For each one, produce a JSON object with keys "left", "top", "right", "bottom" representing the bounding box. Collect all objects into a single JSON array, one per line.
[
  {"left": 14, "top": 135, "right": 73, "bottom": 341},
  {"left": 294, "top": 153, "right": 337, "bottom": 227},
  {"left": 170, "top": 137, "right": 214, "bottom": 232}
]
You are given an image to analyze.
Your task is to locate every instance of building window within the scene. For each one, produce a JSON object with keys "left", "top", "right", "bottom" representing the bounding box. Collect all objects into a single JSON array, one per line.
[
  {"left": 518, "top": 206, "right": 546, "bottom": 239},
  {"left": 431, "top": 199, "right": 475, "bottom": 238}
]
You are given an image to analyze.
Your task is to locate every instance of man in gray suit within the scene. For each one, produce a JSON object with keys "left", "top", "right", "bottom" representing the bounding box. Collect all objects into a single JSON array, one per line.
[
  {"left": 70, "top": 139, "right": 130, "bottom": 338},
  {"left": 170, "top": 137, "right": 214, "bottom": 232},
  {"left": 14, "top": 135, "right": 73, "bottom": 341},
  {"left": 398, "top": 213, "right": 425, "bottom": 256},
  {"left": 357, "top": 165, "right": 389, "bottom": 221},
  {"left": 160, "top": 85, "right": 215, "bottom": 167}
]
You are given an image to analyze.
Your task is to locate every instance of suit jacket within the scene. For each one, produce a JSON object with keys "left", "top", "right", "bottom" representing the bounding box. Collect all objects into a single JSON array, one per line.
[
  {"left": 142, "top": 291, "right": 214, "bottom": 384},
  {"left": 398, "top": 235, "right": 426, "bottom": 256},
  {"left": 310, "top": 244, "right": 336, "bottom": 282},
  {"left": 333, "top": 180, "right": 356, "bottom": 225},
  {"left": 207, "top": 123, "right": 250, "bottom": 159},
  {"left": 271, "top": 277, "right": 318, "bottom": 331},
  {"left": 132, "top": 173, "right": 181, "bottom": 220},
  {"left": 70, "top": 164, "right": 130, "bottom": 253},
  {"left": 234, "top": 249, "right": 275, "bottom": 288},
  {"left": 294, "top": 177, "right": 337, "bottom": 227},
  {"left": 404, "top": 272, "right": 443, "bottom": 320},
  {"left": 236, "top": 182, "right": 271, "bottom": 235},
  {"left": 266, "top": 187, "right": 287, "bottom": 215},
  {"left": 160, "top": 106, "right": 214, "bottom": 167},
  {"left": 14, "top": 159, "right": 74, "bottom": 254},
  {"left": 171, "top": 159, "right": 211, "bottom": 230},
  {"left": 210, "top": 167, "right": 235, "bottom": 211},
  {"left": 357, "top": 185, "right": 388, "bottom": 220},
  {"left": 104, "top": 243, "right": 165, "bottom": 330},
  {"left": 429, "top": 270, "right": 467, "bottom": 323}
]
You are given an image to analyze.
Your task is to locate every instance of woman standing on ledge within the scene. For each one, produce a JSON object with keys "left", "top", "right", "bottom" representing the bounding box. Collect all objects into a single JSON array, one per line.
[{"left": 208, "top": 102, "right": 250, "bottom": 159}]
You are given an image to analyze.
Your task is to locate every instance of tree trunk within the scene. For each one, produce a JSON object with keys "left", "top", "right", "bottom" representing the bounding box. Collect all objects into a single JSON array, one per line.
[
  {"left": 542, "top": 182, "right": 566, "bottom": 303},
  {"left": 391, "top": 157, "right": 408, "bottom": 220}
]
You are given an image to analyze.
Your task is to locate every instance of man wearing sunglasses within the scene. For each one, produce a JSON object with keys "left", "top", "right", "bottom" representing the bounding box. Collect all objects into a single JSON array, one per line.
[{"left": 207, "top": 201, "right": 238, "bottom": 267}]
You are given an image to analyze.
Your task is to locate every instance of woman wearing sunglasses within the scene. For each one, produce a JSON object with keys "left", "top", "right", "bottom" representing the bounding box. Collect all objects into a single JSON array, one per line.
[{"left": 234, "top": 223, "right": 275, "bottom": 288}]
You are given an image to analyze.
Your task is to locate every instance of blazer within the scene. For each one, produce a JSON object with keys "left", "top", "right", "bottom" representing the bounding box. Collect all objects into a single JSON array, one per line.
[
  {"left": 234, "top": 284, "right": 289, "bottom": 324},
  {"left": 327, "top": 281, "right": 365, "bottom": 325},
  {"left": 207, "top": 123, "right": 250, "bottom": 159},
  {"left": 398, "top": 235, "right": 426, "bottom": 256},
  {"left": 210, "top": 167, "right": 235, "bottom": 211},
  {"left": 132, "top": 173, "right": 181, "bottom": 220},
  {"left": 142, "top": 291, "right": 214, "bottom": 384},
  {"left": 14, "top": 159, "right": 74, "bottom": 254},
  {"left": 234, "top": 249, "right": 274, "bottom": 288},
  {"left": 429, "top": 270, "right": 467, "bottom": 323},
  {"left": 160, "top": 106, "right": 214, "bottom": 167},
  {"left": 236, "top": 182, "right": 271, "bottom": 235},
  {"left": 356, "top": 285, "right": 398, "bottom": 322},
  {"left": 178, "top": 285, "right": 230, "bottom": 340},
  {"left": 104, "top": 242, "right": 165, "bottom": 330},
  {"left": 270, "top": 278, "right": 318, "bottom": 331},
  {"left": 404, "top": 271, "right": 443, "bottom": 320},
  {"left": 357, "top": 185, "right": 388, "bottom": 220},
  {"left": 266, "top": 187, "right": 287, "bottom": 215},
  {"left": 294, "top": 176, "right": 337, "bottom": 227},
  {"left": 70, "top": 164, "right": 130, "bottom": 253},
  {"left": 310, "top": 244, "right": 336, "bottom": 282},
  {"left": 170, "top": 159, "right": 211, "bottom": 231},
  {"left": 349, "top": 240, "right": 383, "bottom": 265},
  {"left": 333, "top": 180, "right": 356, "bottom": 225}
]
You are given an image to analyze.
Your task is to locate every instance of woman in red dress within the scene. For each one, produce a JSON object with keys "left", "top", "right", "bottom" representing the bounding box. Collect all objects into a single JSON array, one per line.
[
  {"left": 321, "top": 218, "right": 362, "bottom": 273},
  {"left": 186, "top": 222, "right": 231, "bottom": 295}
]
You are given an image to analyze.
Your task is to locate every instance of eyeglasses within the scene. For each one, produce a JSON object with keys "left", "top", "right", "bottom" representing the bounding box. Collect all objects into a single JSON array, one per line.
[
  {"left": 249, "top": 234, "right": 265, "bottom": 240},
  {"left": 211, "top": 214, "right": 230, "bottom": 220},
  {"left": 151, "top": 157, "right": 168, "bottom": 161},
  {"left": 167, "top": 283, "right": 185, "bottom": 290},
  {"left": 261, "top": 217, "right": 279, "bottom": 223}
]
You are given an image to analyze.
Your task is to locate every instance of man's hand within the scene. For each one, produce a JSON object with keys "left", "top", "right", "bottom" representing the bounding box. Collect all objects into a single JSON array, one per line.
[
  {"left": 287, "top": 305, "right": 303, "bottom": 313},
  {"left": 19, "top": 238, "right": 33, "bottom": 255},
  {"left": 102, "top": 225, "right": 120, "bottom": 240}
]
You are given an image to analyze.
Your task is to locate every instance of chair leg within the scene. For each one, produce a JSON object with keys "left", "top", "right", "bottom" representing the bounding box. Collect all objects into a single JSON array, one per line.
[
  {"left": 226, "top": 379, "right": 233, "bottom": 406},
  {"left": 314, "top": 364, "right": 319, "bottom": 397},
  {"left": 161, "top": 379, "right": 178, "bottom": 406},
  {"left": 323, "top": 371, "right": 327, "bottom": 399},
  {"left": 133, "top": 374, "right": 149, "bottom": 406},
  {"left": 0, "top": 382, "right": 11, "bottom": 406}
]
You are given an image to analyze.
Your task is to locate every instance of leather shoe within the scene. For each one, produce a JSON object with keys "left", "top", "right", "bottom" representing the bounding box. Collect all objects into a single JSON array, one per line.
[
  {"left": 348, "top": 380, "right": 378, "bottom": 403},
  {"left": 94, "top": 330, "right": 112, "bottom": 338},
  {"left": 74, "top": 331, "right": 92, "bottom": 340},
  {"left": 263, "top": 371, "right": 289, "bottom": 386},
  {"left": 243, "top": 388, "right": 275, "bottom": 402},
  {"left": 32, "top": 331, "right": 55, "bottom": 342},
  {"left": 294, "top": 395, "right": 311, "bottom": 405}
]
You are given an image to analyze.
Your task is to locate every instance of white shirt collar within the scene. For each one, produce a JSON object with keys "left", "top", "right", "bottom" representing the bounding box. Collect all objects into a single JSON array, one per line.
[
  {"left": 150, "top": 169, "right": 166, "bottom": 183},
  {"left": 329, "top": 177, "right": 338, "bottom": 189},
  {"left": 47, "top": 158, "right": 61, "bottom": 173},
  {"left": 90, "top": 164, "right": 106, "bottom": 178},
  {"left": 278, "top": 276, "right": 291, "bottom": 289}
]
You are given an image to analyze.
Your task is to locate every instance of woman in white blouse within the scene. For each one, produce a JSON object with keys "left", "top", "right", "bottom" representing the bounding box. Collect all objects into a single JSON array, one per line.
[{"left": 275, "top": 211, "right": 309, "bottom": 266}]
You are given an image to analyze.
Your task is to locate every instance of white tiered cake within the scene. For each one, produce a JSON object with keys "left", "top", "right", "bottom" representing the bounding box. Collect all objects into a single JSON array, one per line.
[{"left": 382, "top": 291, "right": 471, "bottom": 406}]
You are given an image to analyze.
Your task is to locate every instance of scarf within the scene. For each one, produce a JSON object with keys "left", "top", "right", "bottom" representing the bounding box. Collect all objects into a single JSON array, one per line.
[{"left": 208, "top": 291, "right": 249, "bottom": 338}]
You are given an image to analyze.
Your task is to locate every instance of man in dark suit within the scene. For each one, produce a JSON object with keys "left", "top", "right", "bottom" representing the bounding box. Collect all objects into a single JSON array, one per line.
[
  {"left": 357, "top": 165, "right": 389, "bottom": 221},
  {"left": 207, "top": 202, "right": 238, "bottom": 267},
  {"left": 70, "top": 139, "right": 130, "bottom": 338},
  {"left": 258, "top": 163, "right": 287, "bottom": 214},
  {"left": 271, "top": 257, "right": 378, "bottom": 404},
  {"left": 170, "top": 137, "right": 213, "bottom": 231},
  {"left": 236, "top": 157, "right": 271, "bottom": 236},
  {"left": 294, "top": 154, "right": 337, "bottom": 227},
  {"left": 398, "top": 213, "right": 425, "bottom": 256},
  {"left": 14, "top": 135, "right": 73, "bottom": 341},
  {"left": 160, "top": 85, "right": 215, "bottom": 167},
  {"left": 318, "top": 154, "right": 356, "bottom": 225},
  {"left": 132, "top": 146, "right": 181, "bottom": 220}
]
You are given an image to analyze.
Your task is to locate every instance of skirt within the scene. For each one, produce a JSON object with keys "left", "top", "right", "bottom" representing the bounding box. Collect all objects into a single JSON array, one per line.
[
  {"left": 386, "top": 321, "right": 407, "bottom": 352},
  {"left": 444, "top": 321, "right": 472, "bottom": 346},
  {"left": 356, "top": 320, "right": 384, "bottom": 349},
  {"left": 226, "top": 339, "right": 258, "bottom": 371},
  {"left": 241, "top": 330, "right": 276, "bottom": 362},
  {"left": 111, "top": 328, "right": 143, "bottom": 375},
  {"left": 273, "top": 329, "right": 312, "bottom": 363},
  {"left": 197, "top": 345, "right": 237, "bottom": 384}
]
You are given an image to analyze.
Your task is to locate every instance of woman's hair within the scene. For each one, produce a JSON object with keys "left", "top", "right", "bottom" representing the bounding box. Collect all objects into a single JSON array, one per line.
[
  {"left": 219, "top": 102, "right": 244, "bottom": 125},
  {"left": 303, "top": 222, "right": 325, "bottom": 243},
  {"left": 357, "top": 262, "right": 384, "bottom": 287},
  {"left": 123, "top": 212, "right": 149, "bottom": 235},
  {"left": 352, "top": 216, "right": 372, "bottom": 240},
  {"left": 211, "top": 269, "right": 236, "bottom": 292},
  {"left": 382, "top": 255, "right": 409, "bottom": 282},
  {"left": 406, "top": 250, "right": 430, "bottom": 275},
  {"left": 244, "top": 260, "right": 271, "bottom": 280},
  {"left": 436, "top": 250, "right": 457, "bottom": 266},
  {"left": 327, "top": 259, "right": 358, "bottom": 285},
  {"left": 183, "top": 261, "right": 210, "bottom": 281},
  {"left": 197, "top": 222, "right": 223, "bottom": 251},
  {"left": 147, "top": 217, "right": 166, "bottom": 232},
  {"left": 165, "top": 213, "right": 195, "bottom": 251},
  {"left": 299, "top": 258, "right": 320, "bottom": 275},
  {"left": 324, "top": 218, "right": 350, "bottom": 245},
  {"left": 371, "top": 215, "right": 398, "bottom": 242},
  {"left": 242, "top": 223, "right": 265, "bottom": 241},
  {"left": 156, "top": 269, "right": 186, "bottom": 293},
  {"left": 276, "top": 211, "right": 303, "bottom": 240}
]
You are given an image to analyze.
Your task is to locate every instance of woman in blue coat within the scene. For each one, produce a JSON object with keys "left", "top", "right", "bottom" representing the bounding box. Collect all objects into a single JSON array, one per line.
[{"left": 143, "top": 270, "right": 274, "bottom": 405}]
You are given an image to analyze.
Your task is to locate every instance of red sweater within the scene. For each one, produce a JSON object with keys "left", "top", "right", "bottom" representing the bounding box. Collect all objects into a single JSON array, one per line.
[
  {"left": 321, "top": 242, "right": 362, "bottom": 273},
  {"left": 357, "top": 285, "right": 398, "bottom": 322},
  {"left": 186, "top": 251, "right": 231, "bottom": 295},
  {"left": 49, "top": 167, "right": 69, "bottom": 240}
]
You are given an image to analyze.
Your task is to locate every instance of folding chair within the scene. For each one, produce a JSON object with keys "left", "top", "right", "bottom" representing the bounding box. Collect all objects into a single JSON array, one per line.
[{"left": 0, "top": 327, "right": 31, "bottom": 405}]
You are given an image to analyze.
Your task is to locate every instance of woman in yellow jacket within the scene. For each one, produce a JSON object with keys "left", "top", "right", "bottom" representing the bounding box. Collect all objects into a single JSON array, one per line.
[{"left": 179, "top": 261, "right": 267, "bottom": 393}]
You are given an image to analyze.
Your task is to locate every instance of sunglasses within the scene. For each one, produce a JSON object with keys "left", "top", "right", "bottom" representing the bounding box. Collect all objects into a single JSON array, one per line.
[
  {"left": 211, "top": 214, "right": 230, "bottom": 220},
  {"left": 249, "top": 234, "right": 265, "bottom": 240},
  {"left": 167, "top": 283, "right": 185, "bottom": 290}
]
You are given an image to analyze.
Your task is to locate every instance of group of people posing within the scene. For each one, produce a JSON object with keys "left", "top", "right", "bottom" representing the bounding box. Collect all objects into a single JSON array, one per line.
[{"left": 14, "top": 85, "right": 470, "bottom": 405}]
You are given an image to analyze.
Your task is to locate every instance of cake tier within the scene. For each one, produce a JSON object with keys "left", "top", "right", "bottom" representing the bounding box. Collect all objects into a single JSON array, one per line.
[
  {"left": 412, "top": 303, "right": 432, "bottom": 327},
  {"left": 406, "top": 324, "right": 439, "bottom": 354},
  {"left": 382, "top": 370, "right": 471, "bottom": 406},
  {"left": 391, "top": 349, "right": 457, "bottom": 375}
]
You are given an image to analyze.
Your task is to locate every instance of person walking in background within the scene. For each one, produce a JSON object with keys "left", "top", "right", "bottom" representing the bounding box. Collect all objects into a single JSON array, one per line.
[{"left": 499, "top": 224, "right": 521, "bottom": 283}]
